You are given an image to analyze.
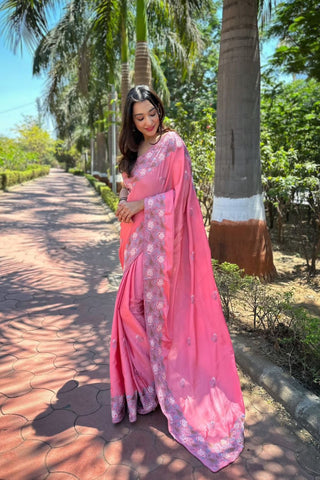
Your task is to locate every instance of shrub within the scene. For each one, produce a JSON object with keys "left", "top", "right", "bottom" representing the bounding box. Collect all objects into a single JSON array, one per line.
[
  {"left": 212, "top": 260, "right": 247, "bottom": 322},
  {"left": 0, "top": 165, "right": 50, "bottom": 190},
  {"left": 100, "top": 186, "right": 119, "bottom": 212},
  {"left": 83, "top": 174, "right": 118, "bottom": 212},
  {"left": 69, "top": 168, "right": 84, "bottom": 176},
  {"left": 213, "top": 260, "right": 320, "bottom": 390}
]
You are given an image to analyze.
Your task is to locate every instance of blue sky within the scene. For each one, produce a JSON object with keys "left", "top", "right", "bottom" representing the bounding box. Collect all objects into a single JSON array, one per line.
[{"left": 0, "top": 38, "right": 52, "bottom": 137}]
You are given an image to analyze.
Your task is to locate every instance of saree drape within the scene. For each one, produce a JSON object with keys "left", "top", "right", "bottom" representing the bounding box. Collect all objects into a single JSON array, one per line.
[{"left": 110, "top": 131, "right": 245, "bottom": 472}]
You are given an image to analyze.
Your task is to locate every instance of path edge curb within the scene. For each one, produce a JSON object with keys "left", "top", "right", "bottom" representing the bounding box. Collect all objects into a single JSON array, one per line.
[{"left": 231, "top": 333, "right": 320, "bottom": 443}]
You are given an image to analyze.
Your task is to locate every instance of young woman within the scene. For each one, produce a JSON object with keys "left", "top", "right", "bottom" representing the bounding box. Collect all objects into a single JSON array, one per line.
[{"left": 110, "top": 85, "right": 245, "bottom": 472}]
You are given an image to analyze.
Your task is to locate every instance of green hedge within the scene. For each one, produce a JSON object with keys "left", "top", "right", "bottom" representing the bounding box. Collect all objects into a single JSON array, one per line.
[
  {"left": 81, "top": 174, "right": 119, "bottom": 212},
  {"left": 0, "top": 165, "right": 50, "bottom": 190},
  {"left": 100, "top": 185, "right": 119, "bottom": 211},
  {"left": 68, "top": 168, "right": 85, "bottom": 176}
]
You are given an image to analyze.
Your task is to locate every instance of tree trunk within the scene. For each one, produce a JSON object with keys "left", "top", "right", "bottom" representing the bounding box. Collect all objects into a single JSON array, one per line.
[
  {"left": 134, "top": 0, "right": 152, "bottom": 87},
  {"left": 209, "top": 0, "right": 276, "bottom": 280},
  {"left": 121, "top": 61, "right": 131, "bottom": 113},
  {"left": 121, "top": 0, "right": 131, "bottom": 114},
  {"left": 96, "top": 131, "right": 108, "bottom": 178}
]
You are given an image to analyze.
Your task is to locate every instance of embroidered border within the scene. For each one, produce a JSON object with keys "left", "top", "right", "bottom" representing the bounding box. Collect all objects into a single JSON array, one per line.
[
  {"left": 143, "top": 192, "right": 245, "bottom": 472},
  {"left": 111, "top": 383, "right": 158, "bottom": 423}
]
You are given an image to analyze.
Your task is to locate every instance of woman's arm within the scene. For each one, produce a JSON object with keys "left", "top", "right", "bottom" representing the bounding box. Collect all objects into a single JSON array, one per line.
[{"left": 118, "top": 186, "right": 129, "bottom": 204}]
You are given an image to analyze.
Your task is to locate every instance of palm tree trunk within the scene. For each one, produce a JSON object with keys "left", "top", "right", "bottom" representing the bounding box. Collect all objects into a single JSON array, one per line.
[
  {"left": 134, "top": 0, "right": 152, "bottom": 87},
  {"left": 208, "top": 0, "right": 276, "bottom": 280},
  {"left": 121, "top": 0, "right": 131, "bottom": 114}
]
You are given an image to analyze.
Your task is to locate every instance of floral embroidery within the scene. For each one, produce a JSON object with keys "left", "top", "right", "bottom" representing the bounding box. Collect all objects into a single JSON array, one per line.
[
  {"left": 123, "top": 223, "right": 144, "bottom": 272},
  {"left": 111, "top": 383, "right": 158, "bottom": 423},
  {"left": 211, "top": 333, "right": 218, "bottom": 343},
  {"left": 211, "top": 291, "right": 218, "bottom": 300}
]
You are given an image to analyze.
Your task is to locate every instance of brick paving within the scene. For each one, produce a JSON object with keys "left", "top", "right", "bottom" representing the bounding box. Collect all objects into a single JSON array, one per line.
[{"left": 0, "top": 169, "right": 319, "bottom": 480}]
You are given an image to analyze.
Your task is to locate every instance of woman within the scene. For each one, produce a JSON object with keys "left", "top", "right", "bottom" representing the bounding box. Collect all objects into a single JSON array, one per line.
[{"left": 110, "top": 85, "right": 245, "bottom": 472}]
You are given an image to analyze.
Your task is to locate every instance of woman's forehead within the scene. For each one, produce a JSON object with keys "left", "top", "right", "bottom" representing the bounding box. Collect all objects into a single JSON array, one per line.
[{"left": 133, "top": 100, "right": 155, "bottom": 116}]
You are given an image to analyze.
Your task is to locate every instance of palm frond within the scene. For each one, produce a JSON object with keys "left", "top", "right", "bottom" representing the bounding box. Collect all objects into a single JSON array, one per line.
[
  {"left": 258, "top": 0, "right": 279, "bottom": 28},
  {"left": 0, "top": 0, "right": 60, "bottom": 53},
  {"left": 149, "top": 50, "right": 170, "bottom": 106}
]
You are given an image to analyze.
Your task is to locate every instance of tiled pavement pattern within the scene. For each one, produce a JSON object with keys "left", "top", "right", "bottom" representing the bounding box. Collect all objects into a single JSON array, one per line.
[{"left": 0, "top": 169, "right": 319, "bottom": 480}]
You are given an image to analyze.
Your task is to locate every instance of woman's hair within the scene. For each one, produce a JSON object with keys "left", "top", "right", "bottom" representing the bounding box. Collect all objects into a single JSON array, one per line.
[{"left": 118, "top": 85, "right": 169, "bottom": 177}]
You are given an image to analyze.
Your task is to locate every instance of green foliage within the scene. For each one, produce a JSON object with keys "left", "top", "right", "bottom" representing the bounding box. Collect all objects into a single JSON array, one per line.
[
  {"left": 82, "top": 174, "right": 118, "bottom": 212},
  {"left": 261, "top": 78, "right": 320, "bottom": 273},
  {"left": 212, "top": 261, "right": 320, "bottom": 389},
  {"left": 212, "top": 260, "right": 246, "bottom": 322},
  {"left": 14, "top": 117, "right": 56, "bottom": 165},
  {"left": 0, "top": 165, "right": 50, "bottom": 190},
  {"left": 0, "top": 117, "right": 57, "bottom": 171},
  {"left": 68, "top": 168, "right": 84, "bottom": 176},
  {"left": 168, "top": 104, "right": 215, "bottom": 224},
  {"left": 94, "top": 181, "right": 106, "bottom": 193},
  {"left": 85, "top": 174, "right": 96, "bottom": 185},
  {"left": 261, "top": 79, "right": 320, "bottom": 167},
  {"left": 0, "top": 136, "right": 38, "bottom": 171},
  {"left": 100, "top": 185, "right": 119, "bottom": 212},
  {"left": 55, "top": 144, "right": 81, "bottom": 172},
  {"left": 163, "top": 1, "right": 220, "bottom": 118},
  {"left": 266, "top": 0, "right": 320, "bottom": 81}
]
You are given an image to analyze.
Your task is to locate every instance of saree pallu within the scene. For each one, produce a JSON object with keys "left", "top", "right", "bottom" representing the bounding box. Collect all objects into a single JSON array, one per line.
[{"left": 110, "top": 131, "right": 245, "bottom": 472}]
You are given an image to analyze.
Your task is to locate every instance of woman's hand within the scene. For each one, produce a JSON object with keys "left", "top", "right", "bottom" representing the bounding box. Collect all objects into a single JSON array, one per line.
[{"left": 116, "top": 200, "right": 144, "bottom": 223}]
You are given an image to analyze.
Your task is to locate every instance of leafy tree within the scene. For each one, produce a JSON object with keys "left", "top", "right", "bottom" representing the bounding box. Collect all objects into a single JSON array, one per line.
[
  {"left": 0, "top": 116, "right": 56, "bottom": 170},
  {"left": 261, "top": 78, "right": 320, "bottom": 167},
  {"left": 260, "top": 76, "right": 320, "bottom": 275},
  {"left": 14, "top": 116, "right": 56, "bottom": 165},
  {"left": 163, "top": 0, "right": 220, "bottom": 122},
  {"left": 168, "top": 104, "right": 216, "bottom": 224},
  {"left": 267, "top": 0, "right": 320, "bottom": 81},
  {"left": 0, "top": 136, "right": 37, "bottom": 171}
]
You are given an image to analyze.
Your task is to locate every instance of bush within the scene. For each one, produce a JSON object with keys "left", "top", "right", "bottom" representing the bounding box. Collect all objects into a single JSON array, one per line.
[
  {"left": 212, "top": 260, "right": 247, "bottom": 321},
  {"left": 212, "top": 260, "right": 320, "bottom": 391},
  {"left": 69, "top": 168, "right": 84, "bottom": 176},
  {"left": 94, "top": 181, "right": 106, "bottom": 193},
  {"left": 83, "top": 174, "right": 118, "bottom": 212},
  {"left": 100, "top": 186, "right": 119, "bottom": 212},
  {"left": 0, "top": 165, "right": 50, "bottom": 190}
]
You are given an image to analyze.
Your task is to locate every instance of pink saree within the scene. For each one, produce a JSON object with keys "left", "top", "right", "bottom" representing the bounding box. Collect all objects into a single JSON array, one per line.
[{"left": 110, "top": 131, "right": 245, "bottom": 472}]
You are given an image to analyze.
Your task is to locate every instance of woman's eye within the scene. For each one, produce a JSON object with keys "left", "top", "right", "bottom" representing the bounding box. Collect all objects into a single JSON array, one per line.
[
  {"left": 150, "top": 112, "right": 156, "bottom": 117},
  {"left": 136, "top": 117, "right": 144, "bottom": 122}
]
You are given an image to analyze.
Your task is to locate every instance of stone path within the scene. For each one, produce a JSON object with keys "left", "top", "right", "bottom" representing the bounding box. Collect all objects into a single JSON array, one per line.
[{"left": 0, "top": 169, "right": 319, "bottom": 480}]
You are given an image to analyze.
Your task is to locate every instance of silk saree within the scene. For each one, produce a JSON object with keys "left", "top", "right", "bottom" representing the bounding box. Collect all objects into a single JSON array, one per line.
[{"left": 110, "top": 131, "right": 245, "bottom": 472}]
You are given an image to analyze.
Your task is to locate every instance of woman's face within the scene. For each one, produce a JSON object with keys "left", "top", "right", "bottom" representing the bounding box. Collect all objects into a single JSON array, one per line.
[{"left": 132, "top": 100, "right": 160, "bottom": 141}]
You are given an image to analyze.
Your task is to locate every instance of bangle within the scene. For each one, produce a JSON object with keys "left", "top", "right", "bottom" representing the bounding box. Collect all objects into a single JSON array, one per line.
[{"left": 119, "top": 197, "right": 127, "bottom": 202}]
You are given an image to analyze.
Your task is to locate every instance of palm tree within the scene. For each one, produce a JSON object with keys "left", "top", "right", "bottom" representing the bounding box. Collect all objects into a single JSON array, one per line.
[
  {"left": 120, "top": 0, "right": 130, "bottom": 113},
  {"left": 133, "top": 0, "right": 208, "bottom": 93},
  {"left": 208, "top": 0, "right": 276, "bottom": 280},
  {"left": 134, "top": 0, "right": 152, "bottom": 86}
]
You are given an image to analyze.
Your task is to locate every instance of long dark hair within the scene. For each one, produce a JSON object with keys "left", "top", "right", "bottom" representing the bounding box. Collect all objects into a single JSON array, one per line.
[{"left": 118, "top": 85, "right": 169, "bottom": 177}]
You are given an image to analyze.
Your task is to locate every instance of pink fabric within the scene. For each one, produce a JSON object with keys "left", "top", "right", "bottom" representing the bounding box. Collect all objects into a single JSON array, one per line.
[{"left": 110, "top": 131, "right": 245, "bottom": 472}]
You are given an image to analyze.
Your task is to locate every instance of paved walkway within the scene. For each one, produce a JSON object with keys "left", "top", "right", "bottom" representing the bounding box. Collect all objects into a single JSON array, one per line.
[{"left": 0, "top": 169, "right": 319, "bottom": 480}]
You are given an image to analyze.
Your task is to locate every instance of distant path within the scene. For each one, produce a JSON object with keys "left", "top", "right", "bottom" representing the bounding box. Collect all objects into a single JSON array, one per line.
[{"left": 0, "top": 168, "right": 319, "bottom": 479}]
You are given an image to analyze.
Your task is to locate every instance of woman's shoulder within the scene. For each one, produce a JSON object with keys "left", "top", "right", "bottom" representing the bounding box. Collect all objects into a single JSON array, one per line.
[{"left": 161, "top": 130, "right": 185, "bottom": 150}]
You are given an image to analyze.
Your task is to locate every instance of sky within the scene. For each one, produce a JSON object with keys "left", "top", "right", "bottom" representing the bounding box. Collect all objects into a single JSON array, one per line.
[{"left": 0, "top": 38, "right": 53, "bottom": 138}]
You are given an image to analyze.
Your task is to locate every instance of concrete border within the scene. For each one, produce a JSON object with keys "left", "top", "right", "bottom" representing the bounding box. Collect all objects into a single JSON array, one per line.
[{"left": 231, "top": 333, "right": 320, "bottom": 442}]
